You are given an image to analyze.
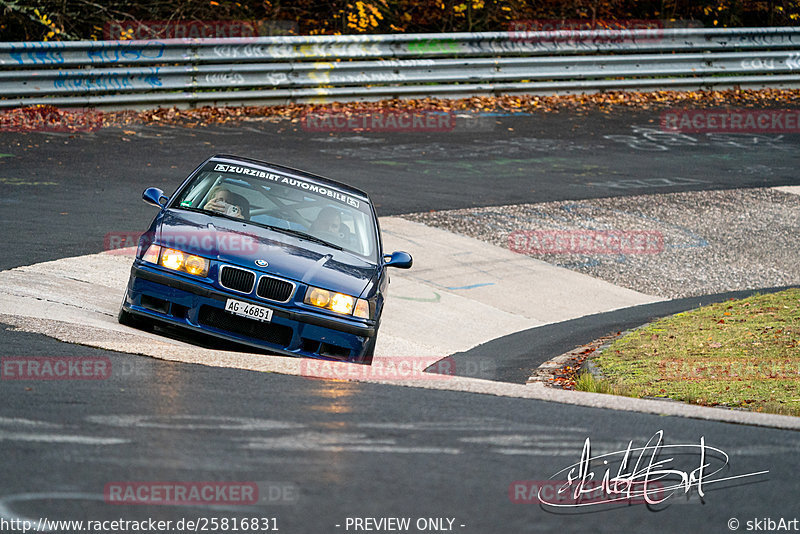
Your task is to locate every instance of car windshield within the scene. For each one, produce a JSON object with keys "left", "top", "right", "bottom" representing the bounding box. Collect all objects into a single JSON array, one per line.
[{"left": 170, "top": 162, "right": 378, "bottom": 261}]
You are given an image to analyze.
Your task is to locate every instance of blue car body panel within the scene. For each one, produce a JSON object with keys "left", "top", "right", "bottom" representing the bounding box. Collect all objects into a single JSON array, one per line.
[{"left": 120, "top": 155, "right": 394, "bottom": 364}]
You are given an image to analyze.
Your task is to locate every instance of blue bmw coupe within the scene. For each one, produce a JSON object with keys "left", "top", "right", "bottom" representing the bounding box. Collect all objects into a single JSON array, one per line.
[{"left": 119, "top": 154, "right": 412, "bottom": 364}]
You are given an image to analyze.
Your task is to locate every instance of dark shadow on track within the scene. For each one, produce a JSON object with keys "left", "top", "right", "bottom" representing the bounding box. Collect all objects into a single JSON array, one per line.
[{"left": 435, "top": 285, "right": 800, "bottom": 384}]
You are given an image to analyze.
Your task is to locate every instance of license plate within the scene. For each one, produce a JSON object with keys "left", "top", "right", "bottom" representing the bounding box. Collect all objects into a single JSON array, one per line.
[{"left": 224, "top": 298, "right": 273, "bottom": 322}]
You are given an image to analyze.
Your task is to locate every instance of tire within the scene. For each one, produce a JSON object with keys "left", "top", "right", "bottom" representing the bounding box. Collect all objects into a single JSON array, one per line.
[{"left": 358, "top": 336, "right": 376, "bottom": 365}]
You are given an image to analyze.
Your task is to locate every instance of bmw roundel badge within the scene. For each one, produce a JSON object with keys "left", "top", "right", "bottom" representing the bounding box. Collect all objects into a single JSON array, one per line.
[{"left": 255, "top": 259, "right": 269, "bottom": 267}]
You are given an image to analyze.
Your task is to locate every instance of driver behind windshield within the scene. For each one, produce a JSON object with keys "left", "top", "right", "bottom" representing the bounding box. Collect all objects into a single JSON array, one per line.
[
  {"left": 311, "top": 207, "right": 343, "bottom": 235},
  {"left": 203, "top": 186, "right": 250, "bottom": 220},
  {"left": 311, "top": 207, "right": 354, "bottom": 247}
]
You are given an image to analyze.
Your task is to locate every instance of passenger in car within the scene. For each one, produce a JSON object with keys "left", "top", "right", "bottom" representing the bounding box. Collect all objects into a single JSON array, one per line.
[{"left": 203, "top": 186, "right": 250, "bottom": 220}]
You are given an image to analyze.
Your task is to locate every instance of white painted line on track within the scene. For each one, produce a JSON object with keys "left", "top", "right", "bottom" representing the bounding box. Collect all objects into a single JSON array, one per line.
[{"left": 0, "top": 433, "right": 127, "bottom": 445}]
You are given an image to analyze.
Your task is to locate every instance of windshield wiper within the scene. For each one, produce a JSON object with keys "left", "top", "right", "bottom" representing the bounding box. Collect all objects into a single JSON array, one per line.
[
  {"left": 174, "top": 206, "right": 344, "bottom": 251},
  {"left": 265, "top": 226, "right": 343, "bottom": 250}
]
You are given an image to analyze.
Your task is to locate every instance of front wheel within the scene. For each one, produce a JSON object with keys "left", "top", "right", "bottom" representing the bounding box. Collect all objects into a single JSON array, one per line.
[{"left": 358, "top": 336, "right": 376, "bottom": 365}]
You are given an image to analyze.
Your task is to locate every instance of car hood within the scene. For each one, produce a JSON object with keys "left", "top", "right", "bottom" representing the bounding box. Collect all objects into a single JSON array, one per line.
[{"left": 156, "top": 210, "right": 378, "bottom": 297}]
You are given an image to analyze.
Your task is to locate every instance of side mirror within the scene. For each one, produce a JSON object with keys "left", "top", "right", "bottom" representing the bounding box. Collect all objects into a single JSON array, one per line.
[
  {"left": 383, "top": 251, "right": 412, "bottom": 269},
  {"left": 142, "top": 187, "right": 169, "bottom": 208}
]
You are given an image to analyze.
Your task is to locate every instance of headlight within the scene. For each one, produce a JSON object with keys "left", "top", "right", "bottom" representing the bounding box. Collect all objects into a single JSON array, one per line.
[
  {"left": 143, "top": 244, "right": 208, "bottom": 277},
  {"left": 304, "top": 286, "right": 371, "bottom": 319},
  {"left": 161, "top": 248, "right": 184, "bottom": 271},
  {"left": 330, "top": 293, "right": 354, "bottom": 314},
  {"left": 306, "top": 287, "right": 331, "bottom": 308},
  {"left": 183, "top": 254, "right": 209, "bottom": 276}
]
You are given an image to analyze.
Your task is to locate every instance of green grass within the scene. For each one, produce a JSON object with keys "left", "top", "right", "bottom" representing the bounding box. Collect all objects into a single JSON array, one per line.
[
  {"left": 577, "top": 289, "right": 800, "bottom": 416},
  {"left": 575, "top": 372, "right": 625, "bottom": 395}
]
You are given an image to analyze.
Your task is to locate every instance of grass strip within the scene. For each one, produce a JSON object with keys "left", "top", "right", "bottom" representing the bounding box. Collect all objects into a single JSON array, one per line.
[{"left": 581, "top": 288, "right": 800, "bottom": 416}]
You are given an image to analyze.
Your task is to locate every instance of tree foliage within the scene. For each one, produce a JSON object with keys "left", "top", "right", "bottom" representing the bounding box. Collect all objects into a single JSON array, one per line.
[{"left": 1, "top": 0, "right": 799, "bottom": 41}]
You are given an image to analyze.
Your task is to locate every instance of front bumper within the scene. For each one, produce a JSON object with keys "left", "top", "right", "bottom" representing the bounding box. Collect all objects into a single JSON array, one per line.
[{"left": 122, "top": 264, "right": 375, "bottom": 363}]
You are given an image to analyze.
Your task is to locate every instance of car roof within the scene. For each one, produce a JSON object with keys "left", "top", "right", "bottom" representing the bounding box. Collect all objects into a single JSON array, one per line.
[{"left": 208, "top": 154, "right": 371, "bottom": 203}]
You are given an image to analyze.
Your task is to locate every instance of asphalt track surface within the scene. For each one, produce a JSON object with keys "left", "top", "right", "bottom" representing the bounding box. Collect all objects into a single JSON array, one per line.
[
  {"left": 449, "top": 285, "right": 800, "bottom": 383},
  {"left": 1, "top": 109, "right": 799, "bottom": 533},
  {"left": 1, "top": 110, "right": 798, "bottom": 271}
]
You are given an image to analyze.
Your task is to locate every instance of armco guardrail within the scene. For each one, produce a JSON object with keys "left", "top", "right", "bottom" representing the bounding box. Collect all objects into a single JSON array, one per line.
[{"left": 1, "top": 27, "right": 799, "bottom": 108}]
